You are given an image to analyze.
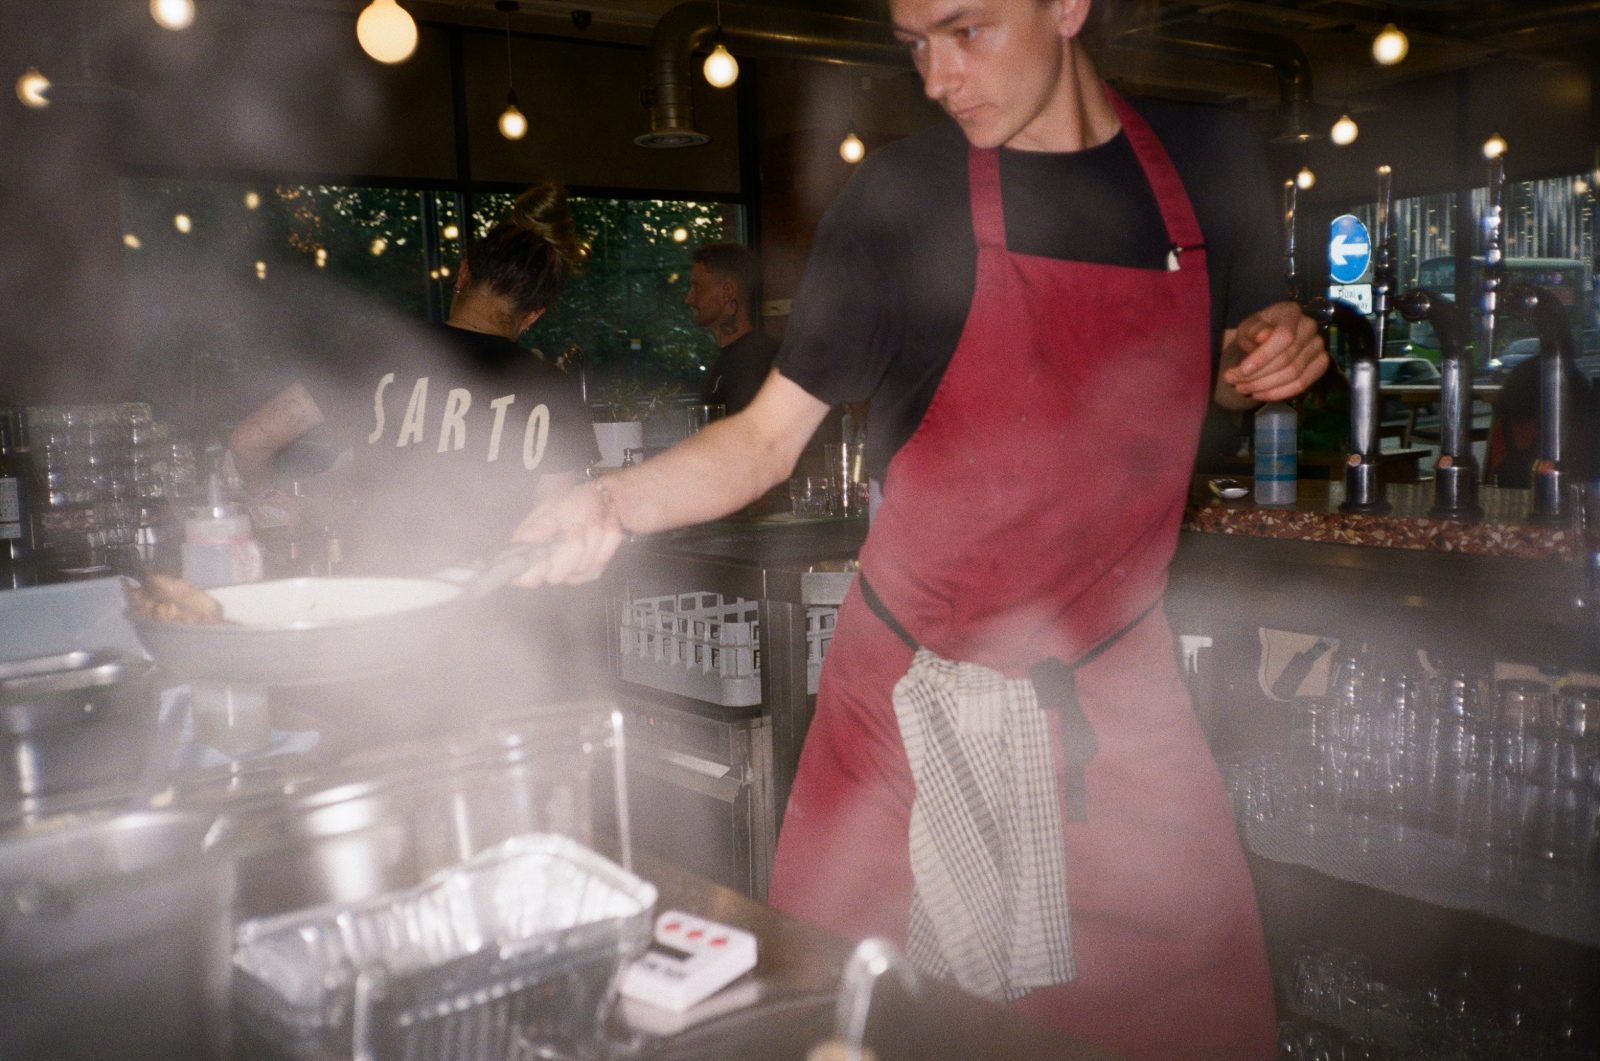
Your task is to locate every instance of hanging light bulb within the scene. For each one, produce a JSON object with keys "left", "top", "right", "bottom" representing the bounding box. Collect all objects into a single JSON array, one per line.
[
  {"left": 1371, "top": 23, "right": 1409, "bottom": 66},
  {"left": 1482, "top": 133, "right": 1507, "bottom": 160},
  {"left": 703, "top": 40, "right": 738, "bottom": 88},
  {"left": 839, "top": 130, "right": 865, "bottom": 164},
  {"left": 174, "top": 213, "right": 193, "bottom": 234},
  {"left": 15, "top": 66, "right": 50, "bottom": 109},
  {"left": 356, "top": 0, "right": 417, "bottom": 64},
  {"left": 150, "top": 0, "right": 195, "bottom": 31},
  {"left": 1295, "top": 166, "right": 1316, "bottom": 191},
  {"left": 703, "top": 0, "right": 737, "bottom": 88},
  {"left": 1330, "top": 114, "right": 1359, "bottom": 146},
  {"left": 495, "top": 2, "right": 526, "bottom": 140},
  {"left": 499, "top": 90, "right": 528, "bottom": 140}
]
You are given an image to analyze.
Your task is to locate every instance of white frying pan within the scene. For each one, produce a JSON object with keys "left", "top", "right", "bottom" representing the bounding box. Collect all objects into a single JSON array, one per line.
[{"left": 129, "top": 546, "right": 539, "bottom": 688}]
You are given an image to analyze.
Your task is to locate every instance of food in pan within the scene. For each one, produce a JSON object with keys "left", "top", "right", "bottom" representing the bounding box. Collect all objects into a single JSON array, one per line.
[{"left": 123, "top": 572, "right": 232, "bottom": 625}]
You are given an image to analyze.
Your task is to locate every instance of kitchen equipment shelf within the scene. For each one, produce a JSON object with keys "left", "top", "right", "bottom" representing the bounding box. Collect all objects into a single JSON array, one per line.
[{"left": 618, "top": 591, "right": 836, "bottom": 708}]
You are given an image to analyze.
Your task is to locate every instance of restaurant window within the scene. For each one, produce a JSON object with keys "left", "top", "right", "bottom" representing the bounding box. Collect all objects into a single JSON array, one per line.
[
  {"left": 471, "top": 193, "right": 735, "bottom": 393},
  {"left": 1343, "top": 173, "right": 1596, "bottom": 363},
  {"left": 120, "top": 178, "right": 741, "bottom": 441}
]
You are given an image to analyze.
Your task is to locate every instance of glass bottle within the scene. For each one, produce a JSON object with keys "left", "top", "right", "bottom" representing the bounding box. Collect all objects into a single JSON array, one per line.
[{"left": 0, "top": 409, "right": 38, "bottom": 588}]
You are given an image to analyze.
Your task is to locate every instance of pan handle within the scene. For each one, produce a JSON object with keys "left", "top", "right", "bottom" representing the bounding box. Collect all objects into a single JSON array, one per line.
[{"left": 458, "top": 543, "right": 549, "bottom": 599}]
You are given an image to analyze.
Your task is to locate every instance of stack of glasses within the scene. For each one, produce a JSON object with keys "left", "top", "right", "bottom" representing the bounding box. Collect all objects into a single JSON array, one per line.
[
  {"left": 1229, "top": 650, "right": 1599, "bottom": 895},
  {"left": 25, "top": 403, "right": 196, "bottom": 577}
]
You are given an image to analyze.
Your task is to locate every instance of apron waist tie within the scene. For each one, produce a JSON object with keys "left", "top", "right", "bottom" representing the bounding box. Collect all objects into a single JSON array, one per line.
[{"left": 858, "top": 574, "right": 1157, "bottom": 822}]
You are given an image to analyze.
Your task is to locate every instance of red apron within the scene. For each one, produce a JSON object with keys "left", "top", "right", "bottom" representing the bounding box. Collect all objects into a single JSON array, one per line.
[{"left": 769, "top": 93, "right": 1275, "bottom": 1060}]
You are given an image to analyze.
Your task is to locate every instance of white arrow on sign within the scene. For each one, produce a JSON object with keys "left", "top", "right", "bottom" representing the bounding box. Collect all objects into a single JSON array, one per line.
[{"left": 1330, "top": 233, "right": 1370, "bottom": 265}]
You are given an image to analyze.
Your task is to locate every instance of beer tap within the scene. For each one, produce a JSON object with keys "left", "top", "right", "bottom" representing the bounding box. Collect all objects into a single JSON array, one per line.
[
  {"left": 1337, "top": 166, "right": 1396, "bottom": 514},
  {"left": 1394, "top": 288, "right": 1482, "bottom": 520},
  {"left": 1283, "top": 178, "right": 1303, "bottom": 303},
  {"left": 1501, "top": 284, "right": 1577, "bottom": 525}
]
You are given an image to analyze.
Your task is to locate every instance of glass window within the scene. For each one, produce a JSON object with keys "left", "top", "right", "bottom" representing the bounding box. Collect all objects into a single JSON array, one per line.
[{"left": 120, "top": 177, "right": 742, "bottom": 442}]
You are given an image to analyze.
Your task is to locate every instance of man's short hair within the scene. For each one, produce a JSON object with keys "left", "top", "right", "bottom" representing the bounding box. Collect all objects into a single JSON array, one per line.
[{"left": 691, "top": 242, "right": 764, "bottom": 311}]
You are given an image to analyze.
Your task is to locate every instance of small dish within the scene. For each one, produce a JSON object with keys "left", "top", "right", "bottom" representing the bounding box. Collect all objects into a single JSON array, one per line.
[{"left": 1209, "top": 478, "right": 1250, "bottom": 501}]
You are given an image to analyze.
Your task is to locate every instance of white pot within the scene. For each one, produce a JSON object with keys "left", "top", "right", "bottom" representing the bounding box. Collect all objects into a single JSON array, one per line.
[{"left": 592, "top": 421, "right": 643, "bottom": 468}]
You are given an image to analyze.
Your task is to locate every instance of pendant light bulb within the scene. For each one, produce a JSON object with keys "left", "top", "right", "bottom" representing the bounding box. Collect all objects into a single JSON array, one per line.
[
  {"left": 150, "top": 0, "right": 195, "bottom": 31},
  {"left": 499, "top": 90, "right": 527, "bottom": 140},
  {"left": 1295, "top": 166, "right": 1316, "bottom": 191},
  {"left": 839, "top": 131, "right": 865, "bottom": 164},
  {"left": 15, "top": 66, "right": 50, "bottom": 109},
  {"left": 703, "top": 41, "right": 738, "bottom": 88},
  {"left": 1371, "top": 23, "right": 1409, "bottom": 66},
  {"left": 1482, "top": 133, "right": 1507, "bottom": 160},
  {"left": 1330, "top": 114, "right": 1359, "bottom": 146},
  {"left": 356, "top": 0, "right": 418, "bottom": 64}
]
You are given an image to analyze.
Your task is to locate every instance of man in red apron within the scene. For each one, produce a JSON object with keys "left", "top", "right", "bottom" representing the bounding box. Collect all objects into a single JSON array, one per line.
[{"left": 513, "top": 1, "right": 1327, "bottom": 1056}]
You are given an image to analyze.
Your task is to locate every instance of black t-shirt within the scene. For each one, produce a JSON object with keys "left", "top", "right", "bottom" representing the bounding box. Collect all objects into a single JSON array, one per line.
[
  {"left": 776, "top": 97, "right": 1284, "bottom": 483},
  {"left": 703, "top": 327, "right": 778, "bottom": 414},
  {"left": 305, "top": 322, "right": 598, "bottom": 575}
]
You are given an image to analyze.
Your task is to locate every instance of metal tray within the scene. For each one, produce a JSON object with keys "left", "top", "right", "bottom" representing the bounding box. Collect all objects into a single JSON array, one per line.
[{"left": 232, "top": 833, "right": 657, "bottom": 1061}]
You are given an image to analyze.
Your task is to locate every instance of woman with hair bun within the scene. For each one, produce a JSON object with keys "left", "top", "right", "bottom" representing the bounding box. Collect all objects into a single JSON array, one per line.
[{"left": 230, "top": 180, "right": 598, "bottom": 578}]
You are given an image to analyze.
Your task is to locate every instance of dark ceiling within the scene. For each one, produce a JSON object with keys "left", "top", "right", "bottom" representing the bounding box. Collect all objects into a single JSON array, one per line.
[{"left": 302, "top": 0, "right": 1600, "bottom": 115}]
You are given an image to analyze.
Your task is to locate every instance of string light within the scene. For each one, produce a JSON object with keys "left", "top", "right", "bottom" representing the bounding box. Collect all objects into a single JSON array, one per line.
[
  {"left": 703, "top": 0, "right": 737, "bottom": 87},
  {"left": 315, "top": 247, "right": 328, "bottom": 268},
  {"left": 15, "top": 67, "right": 50, "bottom": 109},
  {"left": 356, "top": 0, "right": 417, "bottom": 64},
  {"left": 149, "top": 0, "right": 195, "bottom": 31},
  {"left": 441, "top": 224, "right": 459, "bottom": 240},
  {"left": 1372, "top": 24, "right": 1409, "bottom": 66},
  {"left": 243, "top": 190, "right": 260, "bottom": 210},
  {"left": 370, "top": 238, "right": 388, "bottom": 256},
  {"left": 672, "top": 226, "right": 689, "bottom": 243},
  {"left": 255, "top": 261, "right": 268, "bottom": 280},
  {"left": 123, "top": 234, "right": 143, "bottom": 250},
  {"left": 174, "top": 213, "right": 193, "bottom": 234},
  {"left": 1330, "top": 114, "right": 1359, "bottom": 146}
]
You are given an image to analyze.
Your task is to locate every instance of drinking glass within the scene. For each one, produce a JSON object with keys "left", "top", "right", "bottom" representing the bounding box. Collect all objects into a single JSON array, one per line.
[
  {"left": 686, "top": 403, "right": 725, "bottom": 435},
  {"left": 788, "top": 475, "right": 834, "bottom": 518}
]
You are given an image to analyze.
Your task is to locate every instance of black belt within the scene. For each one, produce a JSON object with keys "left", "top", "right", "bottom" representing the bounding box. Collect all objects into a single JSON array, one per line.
[{"left": 857, "top": 574, "right": 1157, "bottom": 822}]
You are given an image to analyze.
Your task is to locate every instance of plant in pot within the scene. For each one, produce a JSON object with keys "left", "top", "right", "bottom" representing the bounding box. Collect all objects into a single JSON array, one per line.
[{"left": 590, "top": 378, "right": 681, "bottom": 468}]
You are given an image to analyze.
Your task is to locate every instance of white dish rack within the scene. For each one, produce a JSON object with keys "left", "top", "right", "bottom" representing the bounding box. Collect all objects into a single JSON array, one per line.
[{"left": 618, "top": 591, "right": 837, "bottom": 707}]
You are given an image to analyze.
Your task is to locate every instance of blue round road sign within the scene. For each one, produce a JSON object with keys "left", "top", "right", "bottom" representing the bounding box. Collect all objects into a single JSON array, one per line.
[{"left": 1328, "top": 214, "right": 1372, "bottom": 285}]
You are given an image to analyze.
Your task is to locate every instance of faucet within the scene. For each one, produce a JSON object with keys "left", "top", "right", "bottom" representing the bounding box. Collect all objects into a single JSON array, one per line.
[
  {"left": 805, "top": 938, "right": 922, "bottom": 1061},
  {"left": 1394, "top": 288, "right": 1483, "bottom": 520},
  {"left": 1501, "top": 284, "right": 1578, "bottom": 524},
  {"left": 1305, "top": 296, "right": 1387, "bottom": 514},
  {"left": 1307, "top": 165, "right": 1397, "bottom": 516}
]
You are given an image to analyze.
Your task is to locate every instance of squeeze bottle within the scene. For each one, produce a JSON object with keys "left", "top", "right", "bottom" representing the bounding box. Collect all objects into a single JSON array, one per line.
[{"left": 1254, "top": 401, "right": 1298, "bottom": 506}]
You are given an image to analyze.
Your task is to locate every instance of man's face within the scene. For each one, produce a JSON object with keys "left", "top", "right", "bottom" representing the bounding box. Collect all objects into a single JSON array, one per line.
[
  {"left": 891, "top": 0, "right": 1077, "bottom": 151},
  {"left": 685, "top": 262, "right": 731, "bottom": 328}
]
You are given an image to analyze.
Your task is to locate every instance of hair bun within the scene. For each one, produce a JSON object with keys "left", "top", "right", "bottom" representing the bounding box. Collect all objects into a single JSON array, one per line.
[{"left": 510, "top": 180, "right": 582, "bottom": 273}]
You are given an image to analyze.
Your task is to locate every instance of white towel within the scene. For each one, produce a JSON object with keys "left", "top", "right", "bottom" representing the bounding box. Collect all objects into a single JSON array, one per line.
[{"left": 892, "top": 648, "right": 1076, "bottom": 1003}]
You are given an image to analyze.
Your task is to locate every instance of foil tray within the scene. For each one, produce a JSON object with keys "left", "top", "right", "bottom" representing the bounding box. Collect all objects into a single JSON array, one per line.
[{"left": 232, "top": 833, "right": 657, "bottom": 1061}]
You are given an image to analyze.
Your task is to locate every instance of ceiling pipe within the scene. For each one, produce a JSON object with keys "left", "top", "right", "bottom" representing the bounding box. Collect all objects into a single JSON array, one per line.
[
  {"left": 1125, "top": 23, "right": 1315, "bottom": 142},
  {"left": 637, "top": 1, "right": 1316, "bottom": 148},
  {"left": 636, "top": 1, "right": 904, "bottom": 147}
]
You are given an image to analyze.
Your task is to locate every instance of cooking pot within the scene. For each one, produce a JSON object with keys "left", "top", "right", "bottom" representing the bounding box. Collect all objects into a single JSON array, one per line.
[
  {"left": 129, "top": 545, "right": 540, "bottom": 687},
  {"left": 186, "top": 704, "right": 612, "bottom": 920},
  {"left": 0, "top": 808, "right": 236, "bottom": 1060},
  {"left": 0, "top": 649, "right": 159, "bottom": 804}
]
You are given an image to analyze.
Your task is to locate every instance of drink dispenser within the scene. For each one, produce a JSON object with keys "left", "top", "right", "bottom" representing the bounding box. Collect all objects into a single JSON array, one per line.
[
  {"left": 1395, "top": 288, "right": 1482, "bottom": 520},
  {"left": 1499, "top": 284, "right": 1580, "bottom": 525}
]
